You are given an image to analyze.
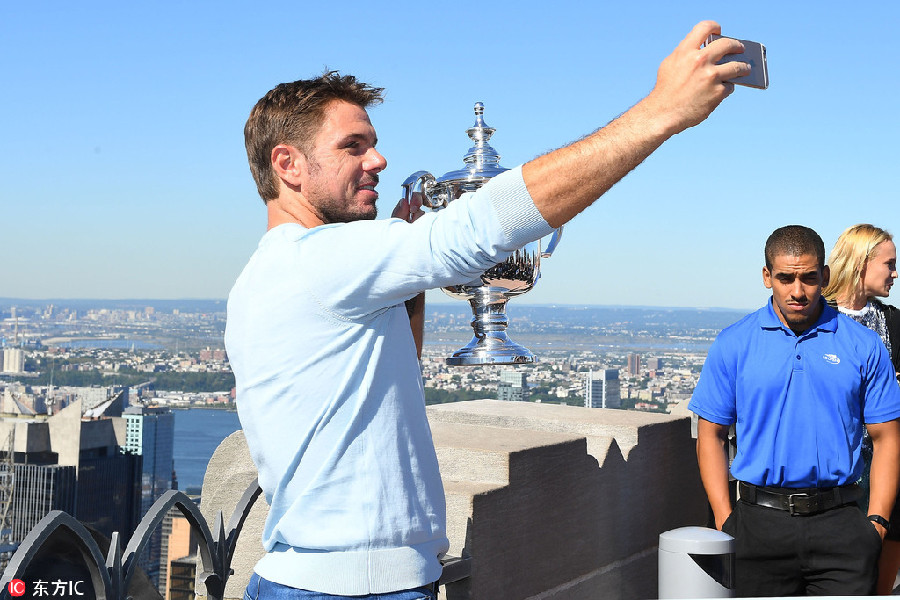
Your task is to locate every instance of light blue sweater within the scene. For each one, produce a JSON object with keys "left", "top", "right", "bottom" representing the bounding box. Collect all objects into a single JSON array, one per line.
[{"left": 224, "top": 167, "right": 553, "bottom": 594}]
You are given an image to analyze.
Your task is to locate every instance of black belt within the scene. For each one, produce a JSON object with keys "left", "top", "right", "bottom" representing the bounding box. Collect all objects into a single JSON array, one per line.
[{"left": 738, "top": 481, "right": 863, "bottom": 516}]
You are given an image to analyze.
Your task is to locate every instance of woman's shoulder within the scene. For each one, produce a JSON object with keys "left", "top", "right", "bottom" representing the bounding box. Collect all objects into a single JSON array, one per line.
[
  {"left": 871, "top": 297, "right": 897, "bottom": 312},
  {"left": 871, "top": 298, "right": 900, "bottom": 326}
]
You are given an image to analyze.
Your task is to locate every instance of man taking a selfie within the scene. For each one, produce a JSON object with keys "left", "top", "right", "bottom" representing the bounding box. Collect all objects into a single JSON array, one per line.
[{"left": 226, "top": 21, "right": 750, "bottom": 600}]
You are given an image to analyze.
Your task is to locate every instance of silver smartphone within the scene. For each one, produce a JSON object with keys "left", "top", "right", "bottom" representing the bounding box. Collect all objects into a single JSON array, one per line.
[{"left": 707, "top": 34, "right": 768, "bottom": 89}]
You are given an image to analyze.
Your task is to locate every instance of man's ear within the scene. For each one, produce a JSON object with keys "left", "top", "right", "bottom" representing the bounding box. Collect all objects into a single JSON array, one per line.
[
  {"left": 822, "top": 264, "right": 831, "bottom": 288},
  {"left": 762, "top": 266, "right": 773, "bottom": 290},
  {"left": 271, "top": 144, "right": 306, "bottom": 188}
]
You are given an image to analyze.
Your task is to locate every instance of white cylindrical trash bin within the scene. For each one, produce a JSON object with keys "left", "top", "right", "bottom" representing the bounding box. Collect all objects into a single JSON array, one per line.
[{"left": 659, "top": 526, "right": 735, "bottom": 598}]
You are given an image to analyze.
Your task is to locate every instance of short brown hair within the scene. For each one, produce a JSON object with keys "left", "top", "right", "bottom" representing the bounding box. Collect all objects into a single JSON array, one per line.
[
  {"left": 244, "top": 71, "right": 384, "bottom": 202},
  {"left": 764, "top": 225, "right": 826, "bottom": 271}
]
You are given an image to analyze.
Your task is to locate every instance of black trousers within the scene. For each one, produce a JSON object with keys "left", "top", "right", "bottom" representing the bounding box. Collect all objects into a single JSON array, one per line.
[{"left": 722, "top": 500, "right": 882, "bottom": 597}]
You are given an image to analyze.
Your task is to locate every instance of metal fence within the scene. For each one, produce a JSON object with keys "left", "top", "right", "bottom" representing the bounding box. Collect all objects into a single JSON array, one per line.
[
  {"left": 0, "top": 481, "right": 261, "bottom": 600},
  {"left": 0, "top": 479, "right": 470, "bottom": 600}
]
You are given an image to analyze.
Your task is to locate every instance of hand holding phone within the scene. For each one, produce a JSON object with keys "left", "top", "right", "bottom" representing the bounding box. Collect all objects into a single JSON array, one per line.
[{"left": 706, "top": 34, "right": 768, "bottom": 90}]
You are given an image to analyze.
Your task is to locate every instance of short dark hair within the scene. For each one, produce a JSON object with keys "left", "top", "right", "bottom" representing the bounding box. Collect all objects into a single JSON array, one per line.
[
  {"left": 764, "top": 225, "right": 826, "bottom": 271},
  {"left": 244, "top": 71, "right": 384, "bottom": 202}
]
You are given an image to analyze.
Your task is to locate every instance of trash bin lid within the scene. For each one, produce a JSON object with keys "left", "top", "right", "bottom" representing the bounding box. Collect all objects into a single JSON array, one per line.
[{"left": 659, "top": 526, "right": 734, "bottom": 554}]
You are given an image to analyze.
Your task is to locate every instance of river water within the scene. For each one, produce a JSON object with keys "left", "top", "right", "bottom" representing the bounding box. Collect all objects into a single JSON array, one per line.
[{"left": 172, "top": 407, "right": 242, "bottom": 493}]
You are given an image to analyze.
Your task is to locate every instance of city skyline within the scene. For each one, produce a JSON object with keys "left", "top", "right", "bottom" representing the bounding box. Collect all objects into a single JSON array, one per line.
[{"left": 3, "top": 2, "right": 899, "bottom": 309}]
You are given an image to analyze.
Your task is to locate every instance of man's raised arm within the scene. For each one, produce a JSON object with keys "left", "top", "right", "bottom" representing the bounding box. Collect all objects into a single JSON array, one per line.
[{"left": 523, "top": 21, "right": 748, "bottom": 228}]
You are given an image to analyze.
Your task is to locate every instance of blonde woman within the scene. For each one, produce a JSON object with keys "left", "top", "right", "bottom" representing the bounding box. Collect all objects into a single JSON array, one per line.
[{"left": 825, "top": 223, "right": 900, "bottom": 594}]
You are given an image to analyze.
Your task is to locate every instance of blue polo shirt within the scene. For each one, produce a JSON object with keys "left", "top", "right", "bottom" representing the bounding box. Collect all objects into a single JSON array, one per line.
[{"left": 690, "top": 297, "right": 900, "bottom": 488}]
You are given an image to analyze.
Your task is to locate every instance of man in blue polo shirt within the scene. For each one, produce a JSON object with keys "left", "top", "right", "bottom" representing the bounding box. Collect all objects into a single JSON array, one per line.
[{"left": 690, "top": 225, "right": 900, "bottom": 596}]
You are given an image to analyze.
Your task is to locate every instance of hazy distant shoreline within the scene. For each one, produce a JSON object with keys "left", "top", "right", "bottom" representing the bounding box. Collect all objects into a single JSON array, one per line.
[{"left": 0, "top": 298, "right": 752, "bottom": 313}]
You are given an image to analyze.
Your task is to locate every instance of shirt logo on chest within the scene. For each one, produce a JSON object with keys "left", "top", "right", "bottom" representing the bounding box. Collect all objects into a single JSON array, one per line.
[{"left": 823, "top": 353, "right": 841, "bottom": 365}]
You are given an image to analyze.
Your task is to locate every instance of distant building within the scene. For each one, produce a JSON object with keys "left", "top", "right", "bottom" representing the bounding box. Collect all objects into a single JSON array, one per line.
[
  {"left": 199, "top": 348, "right": 227, "bottom": 362},
  {"left": 497, "top": 370, "right": 528, "bottom": 402},
  {"left": 75, "top": 386, "right": 116, "bottom": 413},
  {"left": 1, "top": 349, "right": 25, "bottom": 374},
  {"left": 168, "top": 553, "right": 197, "bottom": 600},
  {"left": 2, "top": 385, "right": 38, "bottom": 416},
  {"left": 2, "top": 399, "right": 144, "bottom": 576},
  {"left": 82, "top": 387, "right": 127, "bottom": 419},
  {"left": 1, "top": 462, "right": 77, "bottom": 567},
  {"left": 0, "top": 420, "right": 77, "bottom": 570},
  {"left": 161, "top": 501, "right": 199, "bottom": 600},
  {"left": 627, "top": 353, "right": 641, "bottom": 377},
  {"left": 76, "top": 449, "right": 142, "bottom": 545},
  {"left": 584, "top": 369, "right": 621, "bottom": 409},
  {"left": 646, "top": 357, "right": 662, "bottom": 371},
  {"left": 45, "top": 397, "right": 143, "bottom": 541},
  {"left": 124, "top": 405, "right": 175, "bottom": 590}
]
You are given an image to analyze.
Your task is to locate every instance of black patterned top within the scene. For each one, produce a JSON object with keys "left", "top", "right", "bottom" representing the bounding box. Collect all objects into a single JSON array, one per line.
[{"left": 838, "top": 301, "right": 893, "bottom": 359}]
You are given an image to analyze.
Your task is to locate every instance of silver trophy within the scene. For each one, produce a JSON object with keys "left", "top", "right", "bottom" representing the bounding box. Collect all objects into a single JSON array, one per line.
[{"left": 402, "top": 103, "right": 562, "bottom": 366}]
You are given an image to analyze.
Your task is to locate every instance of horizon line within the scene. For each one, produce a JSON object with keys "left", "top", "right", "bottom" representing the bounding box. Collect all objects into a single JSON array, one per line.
[{"left": 0, "top": 297, "right": 754, "bottom": 313}]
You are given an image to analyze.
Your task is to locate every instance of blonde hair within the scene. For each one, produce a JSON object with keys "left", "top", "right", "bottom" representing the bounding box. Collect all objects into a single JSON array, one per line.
[{"left": 824, "top": 224, "right": 893, "bottom": 303}]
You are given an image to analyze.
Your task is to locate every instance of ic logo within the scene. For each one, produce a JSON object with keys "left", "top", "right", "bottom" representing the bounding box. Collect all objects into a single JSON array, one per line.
[{"left": 7, "top": 579, "right": 26, "bottom": 597}]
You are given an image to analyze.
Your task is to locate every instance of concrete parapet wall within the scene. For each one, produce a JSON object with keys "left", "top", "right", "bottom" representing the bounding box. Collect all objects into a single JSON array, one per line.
[
  {"left": 195, "top": 431, "right": 267, "bottom": 600},
  {"left": 428, "top": 401, "right": 706, "bottom": 600},
  {"left": 199, "top": 400, "right": 706, "bottom": 600}
]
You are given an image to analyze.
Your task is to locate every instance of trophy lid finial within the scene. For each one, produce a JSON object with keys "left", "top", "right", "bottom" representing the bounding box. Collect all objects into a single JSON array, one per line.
[
  {"left": 466, "top": 101, "right": 496, "bottom": 150},
  {"left": 435, "top": 102, "right": 508, "bottom": 188}
]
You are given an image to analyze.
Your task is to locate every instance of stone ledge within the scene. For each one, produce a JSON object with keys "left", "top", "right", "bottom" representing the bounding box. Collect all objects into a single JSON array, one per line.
[
  {"left": 196, "top": 430, "right": 266, "bottom": 600},
  {"left": 429, "top": 400, "right": 704, "bottom": 600},
  {"left": 433, "top": 421, "right": 585, "bottom": 485},
  {"left": 199, "top": 401, "right": 706, "bottom": 600},
  {"left": 428, "top": 399, "right": 682, "bottom": 459}
]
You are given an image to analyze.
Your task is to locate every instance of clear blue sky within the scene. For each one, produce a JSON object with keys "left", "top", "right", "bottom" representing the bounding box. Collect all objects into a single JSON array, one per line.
[{"left": 2, "top": 2, "right": 898, "bottom": 310}]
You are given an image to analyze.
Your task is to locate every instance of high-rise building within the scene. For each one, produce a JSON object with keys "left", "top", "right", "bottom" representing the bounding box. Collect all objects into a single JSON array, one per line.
[
  {"left": 75, "top": 386, "right": 117, "bottom": 413},
  {"left": 2, "top": 384, "right": 37, "bottom": 415},
  {"left": 162, "top": 503, "right": 199, "bottom": 600},
  {"left": 584, "top": 369, "right": 621, "bottom": 409},
  {"left": 1, "top": 462, "right": 77, "bottom": 565},
  {"left": 1, "top": 349, "right": 25, "bottom": 375},
  {"left": 124, "top": 406, "right": 175, "bottom": 589},
  {"left": 646, "top": 357, "right": 662, "bottom": 371},
  {"left": 75, "top": 450, "right": 142, "bottom": 542},
  {"left": 2, "top": 399, "right": 144, "bottom": 575},
  {"left": 123, "top": 407, "right": 175, "bottom": 503},
  {"left": 168, "top": 554, "right": 197, "bottom": 600},
  {"left": 43, "top": 396, "right": 144, "bottom": 543},
  {"left": 627, "top": 353, "right": 641, "bottom": 377},
  {"left": 497, "top": 370, "right": 528, "bottom": 402},
  {"left": 0, "top": 420, "right": 77, "bottom": 571}
]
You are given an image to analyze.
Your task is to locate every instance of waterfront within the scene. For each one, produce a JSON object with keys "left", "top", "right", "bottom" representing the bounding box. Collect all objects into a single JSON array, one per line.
[
  {"left": 173, "top": 407, "right": 242, "bottom": 493},
  {"left": 56, "top": 339, "right": 163, "bottom": 350}
]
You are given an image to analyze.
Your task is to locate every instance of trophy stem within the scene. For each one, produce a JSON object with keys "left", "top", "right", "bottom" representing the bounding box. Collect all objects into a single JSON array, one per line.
[{"left": 446, "top": 291, "right": 535, "bottom": 366}]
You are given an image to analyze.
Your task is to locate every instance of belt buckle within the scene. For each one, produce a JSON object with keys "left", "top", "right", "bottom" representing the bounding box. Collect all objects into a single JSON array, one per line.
[{"left": 787, "top": 492, "right": 811, "bottom": 515}]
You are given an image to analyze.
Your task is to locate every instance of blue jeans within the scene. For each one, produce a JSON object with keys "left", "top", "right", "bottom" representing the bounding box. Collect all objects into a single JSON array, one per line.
[{"left": 243, "top": 573, "right": 437, "bottom": 600}]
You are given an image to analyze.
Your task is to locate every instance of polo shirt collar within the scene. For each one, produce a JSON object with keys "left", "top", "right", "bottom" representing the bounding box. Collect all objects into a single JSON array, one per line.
[{"left": 759, "top": 296, "right": 838, "bottom": 335}]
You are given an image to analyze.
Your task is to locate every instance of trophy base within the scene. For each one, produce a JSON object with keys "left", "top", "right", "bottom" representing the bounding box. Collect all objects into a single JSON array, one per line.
[{"left": 445, "top": 337, "right": 535, "bottom": 366}]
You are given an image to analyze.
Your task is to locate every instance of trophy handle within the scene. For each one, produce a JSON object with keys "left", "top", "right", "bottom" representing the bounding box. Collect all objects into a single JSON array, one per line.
[
  {"left": 541, "top": 226, "right": 563, "bottom": 258},
  {"left": 401, "top": 171, "right": 442, "bottom": 209}
]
